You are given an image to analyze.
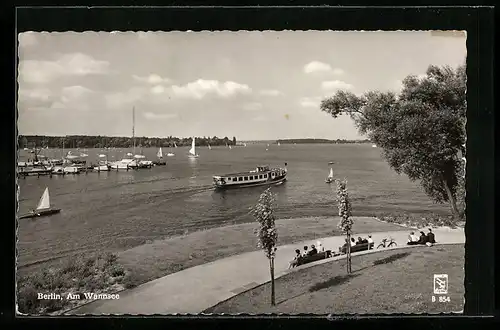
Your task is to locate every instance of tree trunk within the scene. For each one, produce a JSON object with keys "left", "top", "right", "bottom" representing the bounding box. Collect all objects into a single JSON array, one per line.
[
  {"left": 270, "top": 257, "right": 276, "bottom": 306},
  {"left": 346, "top": 233, "right": 352, "bottom": 274},
  {"left": 443, "top": 179, "right": 461, "bottom": 221}
]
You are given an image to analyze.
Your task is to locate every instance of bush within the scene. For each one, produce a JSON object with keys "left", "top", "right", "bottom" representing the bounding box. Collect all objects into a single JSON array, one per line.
[
  {"left": 104, "top": 252, "right": 118, "bottom": 266},
  {"left": 109, "top": 264, "right": 125, "bottom": 277},
  {"left": 376, "top": 212, "right": 458, "bottom": 228},
  {"left": 123, "top": 272, "right": 143, "bottom": 289}
]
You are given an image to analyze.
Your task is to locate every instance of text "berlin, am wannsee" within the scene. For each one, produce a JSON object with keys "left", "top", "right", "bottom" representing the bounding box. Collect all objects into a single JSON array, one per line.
[{"left": 37, "top": 292, "right": 120, "bottom": 300}]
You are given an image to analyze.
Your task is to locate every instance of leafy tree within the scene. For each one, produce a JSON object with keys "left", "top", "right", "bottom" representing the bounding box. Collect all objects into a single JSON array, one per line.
[
  {"left": 336, "top": 179, "right": 353, "bottom": 274},
  {"left": 320, "top": 64, "right": 466, "bottom": 221},
  {"left": 251, "top": 188, "right": 278, "bottom": 306}
]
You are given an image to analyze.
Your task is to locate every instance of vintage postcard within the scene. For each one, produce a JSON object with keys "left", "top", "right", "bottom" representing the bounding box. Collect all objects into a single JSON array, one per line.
[{"left": 16, "top": 30, "right": 466, "bottom": 315}]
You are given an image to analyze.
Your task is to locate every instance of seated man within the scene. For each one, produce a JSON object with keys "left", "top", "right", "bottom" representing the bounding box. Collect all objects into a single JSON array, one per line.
[
  {"left": 407, "top": 231, "right": 420, "bottom": 245},
  {"left": 356, "top": 237, "right": 364, "bottom": 245},
  {"left": 426, "top": 228, "right": 436, "bottom": 244},
  {"left": 302, "top": 245, "right": 309, "bottom": 257},
  {"left": 417, "top": 231, "right": 428, "bottom": 245},
  {"left": 307, "top": 244, "right": 318, "bottom": 256}
]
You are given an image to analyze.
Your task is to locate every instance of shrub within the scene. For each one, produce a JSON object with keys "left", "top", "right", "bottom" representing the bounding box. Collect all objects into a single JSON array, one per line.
[
  {"left": 104, "top": 252, "right": 118, "bottom": 266},
  {"left": 109, "top": 264, "right": 125, "bottom": 277},
  {"left": 123, "top": 272, "right": 143, "bottom": 289}
]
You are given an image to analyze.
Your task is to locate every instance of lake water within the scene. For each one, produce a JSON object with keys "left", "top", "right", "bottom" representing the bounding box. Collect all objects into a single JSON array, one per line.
[{"left": 17, "top": 144, "right": 447, "bottom": 268}]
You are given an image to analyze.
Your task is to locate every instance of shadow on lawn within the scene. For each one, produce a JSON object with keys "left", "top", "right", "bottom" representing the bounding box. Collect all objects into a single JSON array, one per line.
[
  {"left": 277, "top": 274, "right": 360, "bottom": 305},
  {"left": 309, "top": 274, "right": 361, "bottom": 293},
  {"left": 372, "top": 252, "right": 411, "bottom": 265}
]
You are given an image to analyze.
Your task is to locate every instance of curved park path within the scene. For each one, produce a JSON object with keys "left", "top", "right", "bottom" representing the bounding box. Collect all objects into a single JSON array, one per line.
[{"left": 70, "top": 226, "right": 464, "bottom": 315}]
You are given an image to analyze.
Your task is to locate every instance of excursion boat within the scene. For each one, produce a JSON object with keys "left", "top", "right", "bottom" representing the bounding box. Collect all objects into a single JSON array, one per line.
[
  {"left": 213, "top": 164, "right": 287, "bottom": 189},
  {"left": 19, "top": 187, "right": 61, "bottom": 219}
]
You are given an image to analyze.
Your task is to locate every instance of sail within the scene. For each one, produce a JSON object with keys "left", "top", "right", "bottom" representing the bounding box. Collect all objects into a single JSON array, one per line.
[
  {"left": 189, "top": 137, "right": 196, "bottom": 155},
  {"left": 278, "top": 142, "right": 281, "bottom": 146},
  {"left": 36, "top": 187, "right": 51, "bottom": 210},
  {"left": 328, "top": 168, "right": 334, "bottom": 179},
  {"left": 229, "top": 145, "right": 232, "bottom": 150},
  {"left": 208, "top": 144, "right": 212, "bottom": 150},
  {"left": 174, "top": 142, "right": 178, "bottom": 148},
  {"left": 157, "top": 147, "right": 163, "bottom": 158}
]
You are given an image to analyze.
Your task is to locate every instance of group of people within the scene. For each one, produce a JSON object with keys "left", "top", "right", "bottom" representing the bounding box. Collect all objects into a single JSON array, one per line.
[
  {"left": 407, "top": 228, "right": 436, "bottom": 246},
  {"left": 341, "top": 235, "right": 374, "bottom": 250},
  {"left": 288, "top": 241, "right": 326, "bottom": 269}
]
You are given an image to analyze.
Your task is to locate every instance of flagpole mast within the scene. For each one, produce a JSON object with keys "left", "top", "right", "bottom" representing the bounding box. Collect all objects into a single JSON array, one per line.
[{"left": 132, "top": 106, "right": 136, "bottom": 154}]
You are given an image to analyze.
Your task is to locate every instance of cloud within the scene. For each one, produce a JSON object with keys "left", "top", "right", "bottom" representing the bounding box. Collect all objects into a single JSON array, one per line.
[
  {"left": 299, "top": 96, "right": 321, "bottom": 108},
  {"left": 304, "top": 61, "right": 332, "bottom": 74},
  {"left": 304, "top": 61, "right": 345, "bottom": 76},
  {"left": 259, "top": 89, "right": 283, "bottom": 96},
  {"left": 18, "top": 53, "right": 110, "bottom": 84},
  {"left": 18, "top": 32, "right": 38, "bottom": 48},
  {"left": 105, "top": 87, "right": 147, "bottom": 109},
  {"left": 133, "top": 74, "right": 171, "bottom": 84},
  {"left": 171, "top": 79, "right": 251, "bottom": 99},
  {"left": 143, "top": 112, "right": 178, "bottom": 120},
  {"left": 151, "top": 85, "right": 166, "bottom": 95},
  {"left": 18, "top": 85, "right": 95, "bottom": 111},
  {"left": 321, "top": 80, "right": 353, "bottom": 91},
  {"left": 242, "top": 102, "right": 263, "bottom": 111}
]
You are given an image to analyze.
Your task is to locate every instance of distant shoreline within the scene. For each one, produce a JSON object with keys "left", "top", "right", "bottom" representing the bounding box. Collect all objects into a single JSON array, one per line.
[{"left": 19, "top": 134, "right": 372, "bottom": 149}]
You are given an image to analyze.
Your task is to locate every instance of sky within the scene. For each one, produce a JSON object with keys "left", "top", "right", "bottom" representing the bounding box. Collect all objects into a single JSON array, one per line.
[{"left": 17, "top": 31, "right": 466, "bottom": 140}]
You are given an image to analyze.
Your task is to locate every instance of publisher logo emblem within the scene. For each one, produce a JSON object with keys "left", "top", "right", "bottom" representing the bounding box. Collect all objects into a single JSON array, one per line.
[{"left": 433, "top": 274, "right": 448, "bottom": 294}]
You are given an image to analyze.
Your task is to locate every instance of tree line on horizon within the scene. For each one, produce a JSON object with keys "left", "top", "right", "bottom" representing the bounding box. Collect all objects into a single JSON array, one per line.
[
  {"left": 18, "top": 135, "right": 238, "bottom": 149},
  {"left": 277, "top": 138, "right": 371, "bottom": 144}
]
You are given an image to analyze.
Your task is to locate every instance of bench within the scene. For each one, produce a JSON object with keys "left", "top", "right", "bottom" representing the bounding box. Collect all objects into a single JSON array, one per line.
[
  {"left": 340, "top": 242, "right": 374, "bottom": 254},
  {"left": 296, "top": 250, "right": 332, "bottom": 266}
]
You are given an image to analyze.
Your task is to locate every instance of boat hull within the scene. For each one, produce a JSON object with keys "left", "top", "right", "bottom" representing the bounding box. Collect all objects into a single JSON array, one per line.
[
  {"left": 19, "top": 208, "right": 61, "bottom": 219},
  {"left": 214, "top": 176, "right": 287, "bottom": 190}
]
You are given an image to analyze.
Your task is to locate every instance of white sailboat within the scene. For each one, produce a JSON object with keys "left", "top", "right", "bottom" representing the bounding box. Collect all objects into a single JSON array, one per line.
[
  {"left": 155, "top": 147, "right": 167, "bottom": 165},
  {"left": 372, "top": 144, "right": 377, "bottom": 148},
  {"left": 229, "top": 145, "right": 232, "bottom": 150},
  {"left": 277, "top": 142, "right": 281, "bottom": 146},
  {"left": 174, "top": 142, "right": 178, "bottom": 148},
  {"left": 325, "top": 167, "right": 334, "bottom": 184},
  {"left": 243, "top": 143, "right": 247, "bottom": 147},
  {"left": 19, "top": 187, "right": 61, "bottom": 219},
  {"left": 188, "top": 137, "right": 199, "bottom": 158},
  {"left": 208, "top": 144, "right": 212, "bottom": 150}
]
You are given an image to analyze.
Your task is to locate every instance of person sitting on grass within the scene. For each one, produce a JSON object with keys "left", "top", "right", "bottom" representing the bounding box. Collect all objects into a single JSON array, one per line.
[
  {"left": 426, "top": 228, "right": 436, "bottom": 246},
  {"left": 308, "top": 244, "right": 318, "bottom": 256},
  {"left": 417, "top": 231, "right": 428, "bottom": 245},
  {"left": 407, "top": 232, "right": 420, "bottom": 245},
  {"left": 288, "top": 249, "right": 302, "bottom": 269}
]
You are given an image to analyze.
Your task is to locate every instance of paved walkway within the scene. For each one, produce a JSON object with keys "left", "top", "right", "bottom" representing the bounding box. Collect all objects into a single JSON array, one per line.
[{"left": 70, "top": 227, "right": 464, "bottom": 315}]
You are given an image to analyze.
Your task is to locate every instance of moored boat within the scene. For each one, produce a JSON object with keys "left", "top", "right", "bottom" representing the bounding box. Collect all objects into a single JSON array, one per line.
[
  {"left": 19, "top": 187, "right": 61, "bottom": 219},
  {"left": 213, "top": 163, "right": 287, "bottom": 189},
  {"left": 325, "top": 167, "right": 334, "bottom": 183}
]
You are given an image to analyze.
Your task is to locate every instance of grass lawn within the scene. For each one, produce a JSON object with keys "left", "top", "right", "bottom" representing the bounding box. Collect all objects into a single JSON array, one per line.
[
  {"left": 205, "top": 244, "right": 464, "bottom": 314},
  {"left": 117, "top": 216, "right": 405, "bottom": 287}
]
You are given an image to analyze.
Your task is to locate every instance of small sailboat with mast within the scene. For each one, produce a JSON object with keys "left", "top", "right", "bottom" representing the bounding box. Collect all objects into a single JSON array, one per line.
[
  {"left": 154, "top": 147, "right": 167, "bottom": 165},
  {"left": 110, "top": 107, "right": 138, "bottom": 170},
  {"left": 188, "top": 137, "right": 199, "bottom": 158},
  {"left": 325, "top": 166, "right": 334, "bottom": 184},
  {"left": 19, "top": 187, "right": 61, "bottom": 219}
]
